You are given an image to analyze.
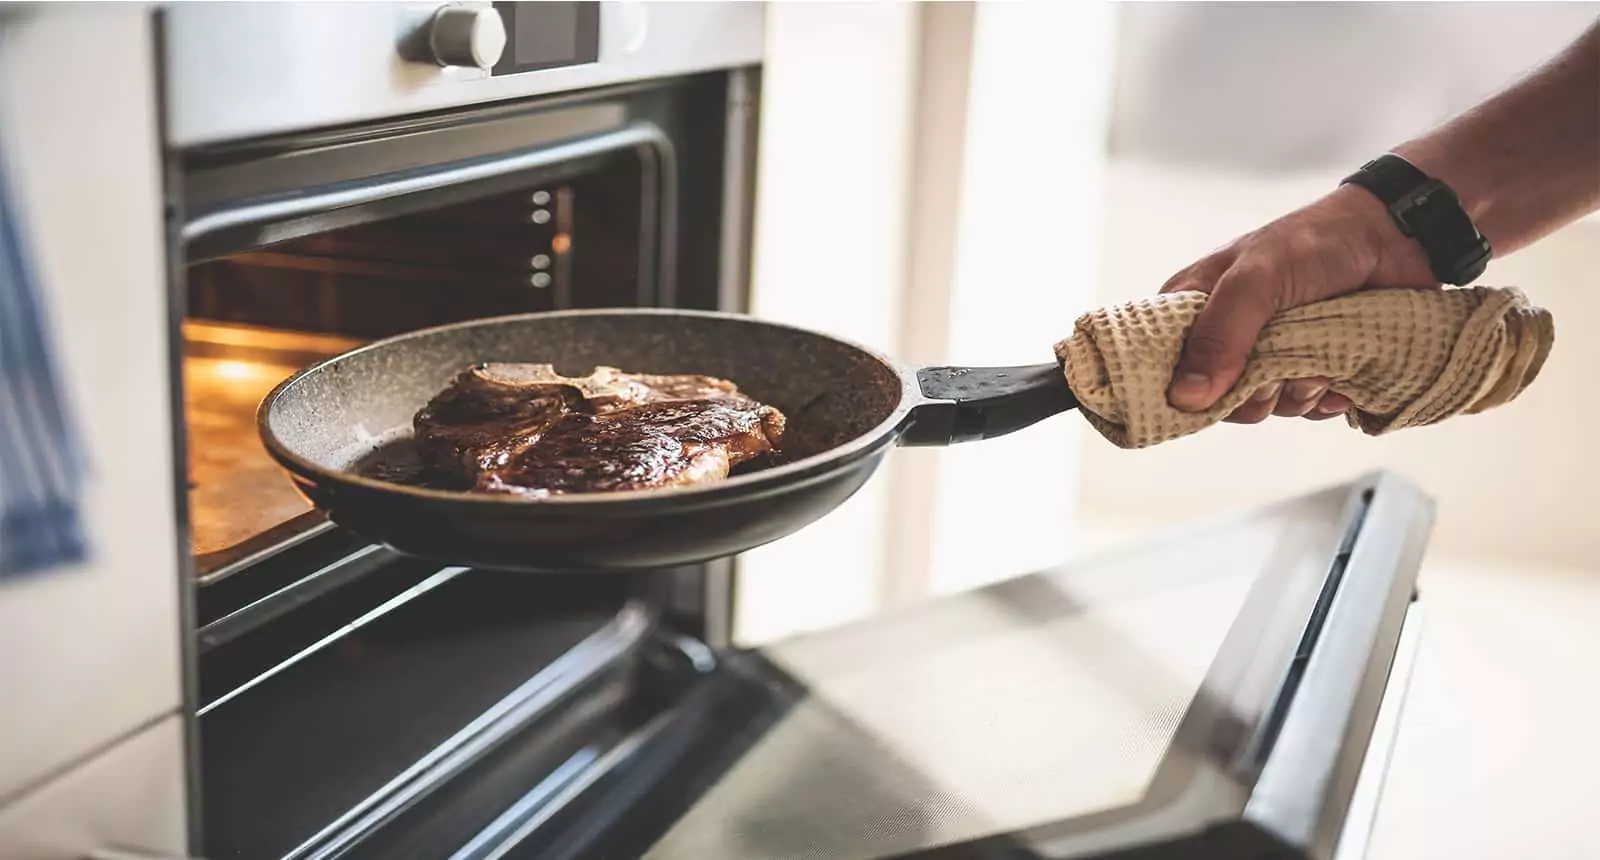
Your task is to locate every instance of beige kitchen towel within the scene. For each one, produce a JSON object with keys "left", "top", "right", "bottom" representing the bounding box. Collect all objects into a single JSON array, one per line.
[{"left": 1055, "top": 286, "right": 1554, "bottom": 450}]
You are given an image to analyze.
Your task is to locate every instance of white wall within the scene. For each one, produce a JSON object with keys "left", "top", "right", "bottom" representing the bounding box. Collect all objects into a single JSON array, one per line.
[
  {"left": 899, "top": 0, "right": 1115, "bottom": 600},
  {"left": 734, "top": 2, "right": 921, "bottom": 645},
  {"left": 736, "top": 1, "right": 1118, "bottom": 644},
  {"left": 1109, "top": 2, "right": 1600, "bottom": 173}
]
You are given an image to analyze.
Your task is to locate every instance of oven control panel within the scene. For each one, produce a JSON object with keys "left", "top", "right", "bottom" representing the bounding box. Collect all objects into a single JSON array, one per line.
[
  {"left": 426, "top": 4, "right": 507, "bottom": 70},
  {"left": 417, "top": 4, "right": 602, "bottom": 75},
  {"left": 490, "top": 2, "right": 601, "bottom": 76},
  {"left": 163, "top": 1, "right": 764, "bottom": 148}
]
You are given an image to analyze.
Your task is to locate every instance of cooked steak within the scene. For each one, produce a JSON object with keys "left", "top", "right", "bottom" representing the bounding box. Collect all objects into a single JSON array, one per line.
[{"left": 413, "top": 363, "right": 786, "bottom": 496}]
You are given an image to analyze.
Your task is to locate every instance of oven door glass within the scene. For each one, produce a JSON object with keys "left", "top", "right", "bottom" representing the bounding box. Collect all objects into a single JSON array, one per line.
[
  {"left": 182, "top": 127, "right": 660, "bottom": 581},
  {"left": 492, "top": 472, "right": 1430, "bottom": 860}
]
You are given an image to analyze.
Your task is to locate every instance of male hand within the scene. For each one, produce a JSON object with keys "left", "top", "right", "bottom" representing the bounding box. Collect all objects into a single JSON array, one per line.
[{"left": 1160, "top": 183, "right": 1439, "bottom": 423}]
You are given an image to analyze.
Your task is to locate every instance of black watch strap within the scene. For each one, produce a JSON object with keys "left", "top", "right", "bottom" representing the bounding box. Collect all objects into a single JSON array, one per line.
[{"left": 1339, "top": 153, "right": 1492, "bottom": 286}]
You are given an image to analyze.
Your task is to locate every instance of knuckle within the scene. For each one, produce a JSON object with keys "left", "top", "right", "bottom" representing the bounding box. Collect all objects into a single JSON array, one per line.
[
  {"left": 1161, "top": 258, "right": 1223, "bottom": 295},
  {"left": 1219, "top": 266, "right": 1284, "bottom": 314},
  {"left": 1159, "top": 269, "right": 1195, "bottom": 294},
  {"left": 1180, "top": 328, "right": 1233, "bottom": 364},
  {"left": 1273, "top": 398, "right": 1309, "bottom": 418},
  {"left": 1283, "top": 378, "right": 1328, "bottom": 404}
]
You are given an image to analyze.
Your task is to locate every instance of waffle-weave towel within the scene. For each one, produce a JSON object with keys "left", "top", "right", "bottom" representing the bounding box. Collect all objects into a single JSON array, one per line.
[{"left": 1055, "top": 286, "right": 1554, "bottom": 449}]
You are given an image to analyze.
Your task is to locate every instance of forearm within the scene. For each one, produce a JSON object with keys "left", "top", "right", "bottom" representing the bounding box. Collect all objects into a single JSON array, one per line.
[{"left": 1394, "top": 19, "right": 1600, "bottom": 257}]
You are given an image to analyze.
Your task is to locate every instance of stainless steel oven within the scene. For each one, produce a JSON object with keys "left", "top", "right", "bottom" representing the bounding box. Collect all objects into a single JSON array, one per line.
[
  {"left": 0, "top": 4, "right": 1433, "bottom": 859},
  {"left": 164, "top": 5, "right": 761, "bottom": 855}
]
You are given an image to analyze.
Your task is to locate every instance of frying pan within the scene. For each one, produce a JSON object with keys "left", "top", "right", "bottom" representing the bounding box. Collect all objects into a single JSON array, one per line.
[{"left": 259, "top": 308, "right": 1079, "bottom": 572}]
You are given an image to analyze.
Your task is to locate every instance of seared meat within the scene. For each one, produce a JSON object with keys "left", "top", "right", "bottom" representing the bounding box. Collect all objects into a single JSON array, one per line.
[{"left": 413, "top": 363, "right": 786, "bottom": 496}]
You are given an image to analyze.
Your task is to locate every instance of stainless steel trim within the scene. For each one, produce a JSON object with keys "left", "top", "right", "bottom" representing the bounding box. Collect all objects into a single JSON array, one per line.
[
  {"left": 163, "top": 2, "right": 765, "bottom": 147},
  {"left": 716, "top": 67, "right": 758, "bottom": 314},
  {"left": 184, "top": 102, "right": 629, "bottom": 211},
  {"left": 1244, "top": 471, "right": 1434, "bottom": 856},
  {"left": 664, "top": 631, "right": 718, "bottom": 675},
  {"left": 196, "top": 543, "right": 399, "bottom": 651},
  {"left": 154, "top": 9, "right": 207, "bottom": 852},
  {"left": 182, "top": 122, "right": 666, "bottom": 246},
  {"left": 1235, "top": 486, "right": 1375, "bottom": 775},
  {"left": 987, "top": 479, "right": 1364, "bottom": 860},
  {"left": 633, "top": 130, "right": 679, "bottom": 306},
  {"left": 706, "top": 67, "right": 760, "bottom": 646},
  {"left": 1332, "top": 601, "right": 1426, "bottom": 860},
  {"left": 700, "top": 557, "right": 735, "bottom": 651},
  {"left": 471, "top": 708, "right": 671, "bottom": 860},
  {"left": 445, "top": 749, "right": 603, "bottom": 860},
  {"left": 197, "top": 567, "right": 468, "bottom": 716},
  {"left": 195, "top": 518, "right": 337, "bottom": 587},
  {"left": 282, "top": 601, "right": 656, "bottom": 860},
  {"left": 450, "top": 632, "right": 716, "bottom": 860}
]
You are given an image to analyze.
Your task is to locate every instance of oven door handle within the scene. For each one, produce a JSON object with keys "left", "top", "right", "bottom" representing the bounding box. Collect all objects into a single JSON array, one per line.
[{"left": 181, "top": 121, "right": 671, "bottom": 265}]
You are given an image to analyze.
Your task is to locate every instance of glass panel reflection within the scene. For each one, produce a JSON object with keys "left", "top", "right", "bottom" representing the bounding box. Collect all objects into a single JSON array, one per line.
[{"left": 645, "top": 487, "right": 1352, "bottom": 860}]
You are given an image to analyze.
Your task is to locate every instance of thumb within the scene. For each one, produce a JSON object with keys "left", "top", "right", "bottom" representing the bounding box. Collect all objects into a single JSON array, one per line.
[{"left": 1167, "top": 265, "right": 1278, "bottom": 412}]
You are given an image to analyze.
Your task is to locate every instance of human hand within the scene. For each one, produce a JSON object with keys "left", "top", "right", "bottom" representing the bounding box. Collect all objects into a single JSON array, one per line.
[{"left": 1160, "top": 183, "right": 1439, "bottom": 423}]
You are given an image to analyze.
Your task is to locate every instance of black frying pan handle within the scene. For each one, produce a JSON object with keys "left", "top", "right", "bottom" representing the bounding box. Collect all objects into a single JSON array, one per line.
[{"left": 900, "top": 362, "right": 1078, "bottom": 447}]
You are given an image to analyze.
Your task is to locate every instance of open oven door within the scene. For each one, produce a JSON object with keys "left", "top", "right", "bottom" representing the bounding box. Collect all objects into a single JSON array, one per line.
[{"left": 479, "top": 470, "right": 1430, "bottom": 860}]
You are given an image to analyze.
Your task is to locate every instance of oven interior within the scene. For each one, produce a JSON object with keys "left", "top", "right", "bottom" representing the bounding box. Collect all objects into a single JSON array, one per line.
[
  {"left": 184, "top": 148, "right": 646, "bottom": 580},
  {"left": 181, "top": 80, "right": 743, "bottom": 858}
]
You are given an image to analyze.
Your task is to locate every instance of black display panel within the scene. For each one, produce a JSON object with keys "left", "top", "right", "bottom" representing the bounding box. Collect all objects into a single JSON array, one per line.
[{"left": 492, "top": 2, "right": 601, "bottom": 76}]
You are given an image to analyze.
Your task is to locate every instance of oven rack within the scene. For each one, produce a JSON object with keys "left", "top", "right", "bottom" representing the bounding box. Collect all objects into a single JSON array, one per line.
[{"left": 195, "top": 528, "right": 706, "bottom": 859}]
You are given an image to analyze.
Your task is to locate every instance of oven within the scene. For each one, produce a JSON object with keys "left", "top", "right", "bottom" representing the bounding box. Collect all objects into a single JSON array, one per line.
[
  {"left": 0, "top": 5, "right": 1433, "bottom": 859},
  {"left": 164, "top": 6, "right": 761, "bottom": 856}
]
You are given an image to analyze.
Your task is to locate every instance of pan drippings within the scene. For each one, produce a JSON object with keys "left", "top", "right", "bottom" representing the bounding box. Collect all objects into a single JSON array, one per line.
[{"left": 379, "top": 363, "right": 788, "bottom": 496}]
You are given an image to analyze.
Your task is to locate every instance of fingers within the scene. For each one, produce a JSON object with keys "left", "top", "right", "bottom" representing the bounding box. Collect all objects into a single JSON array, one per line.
[
  {"left": 1274, "top": 377, "right": 1331, "bottom": 418},
  {"left": 1222, "top": 381, "right": 1281, "bottom": 424},
  {"left": 1223, "top": 378, "right": 1351, "bottom": 423},
  {"left": 1307, "top": 392, "right": 1352, "bottom": 420},
  {"left": 1167, "top": 260, "right": 1277, "bottom": 412},
  {"left": 1159, "top": 249, "right": 1236, "bottom": 296}
]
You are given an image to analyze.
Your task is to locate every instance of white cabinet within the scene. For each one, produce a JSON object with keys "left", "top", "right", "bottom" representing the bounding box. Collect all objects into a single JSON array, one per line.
[
  {"left": 0, "top": 5, "right": 188, "bottom": 852},
  {"left": 0, "top": 717, "right": 187, "bottom": 859}
]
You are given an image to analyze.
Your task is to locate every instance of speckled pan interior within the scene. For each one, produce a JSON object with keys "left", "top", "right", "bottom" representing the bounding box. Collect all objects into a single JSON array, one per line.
[{"left": 264, "top": 310, "right": 909, "bottom": 484}]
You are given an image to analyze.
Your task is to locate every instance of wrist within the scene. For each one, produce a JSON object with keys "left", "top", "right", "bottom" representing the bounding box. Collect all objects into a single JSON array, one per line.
[
  {"left": 1338, "top": 153, "right": 1493, "bottom": 286},
  {"left": 1326, "top": 183, "right": 1437, "bottom": 286},
  {"left": 1391, "top": 144, "right": 1494, "bottom": 225}
]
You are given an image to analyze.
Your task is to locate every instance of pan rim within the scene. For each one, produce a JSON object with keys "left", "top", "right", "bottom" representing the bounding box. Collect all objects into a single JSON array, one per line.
[{"left": 256, "top": 306, "right": 920, "bottom": 509}]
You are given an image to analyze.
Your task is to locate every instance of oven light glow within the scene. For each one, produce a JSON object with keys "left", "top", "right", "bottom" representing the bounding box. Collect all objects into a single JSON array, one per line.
[
  {"left": 213, "top": 360, "right": 259, "bottom": 381},
  {"left": 551, "top": 233, "right": 571, "bottom": 254}
]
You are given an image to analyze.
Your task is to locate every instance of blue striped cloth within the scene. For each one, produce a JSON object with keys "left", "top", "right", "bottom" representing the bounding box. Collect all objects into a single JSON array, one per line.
[{"left": 0, "top": 141, "right": 88, "bottom": 580}]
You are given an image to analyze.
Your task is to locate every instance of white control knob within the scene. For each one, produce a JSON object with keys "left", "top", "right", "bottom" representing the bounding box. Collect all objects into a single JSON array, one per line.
[{"left": 428, "top": 5, "right": 507, "bottom": 69}]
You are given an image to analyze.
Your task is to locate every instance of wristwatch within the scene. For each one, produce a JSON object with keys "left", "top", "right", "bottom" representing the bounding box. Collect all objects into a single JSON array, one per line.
[{"left": 1339, "top": 153, "right": 1492, "bottom": 286}]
